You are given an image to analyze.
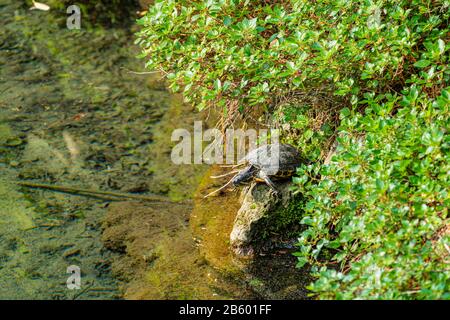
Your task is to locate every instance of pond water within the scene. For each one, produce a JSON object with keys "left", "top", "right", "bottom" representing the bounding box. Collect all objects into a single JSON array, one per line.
[{"left": 0, "top": 0, "right": 309, "bottom": 300}]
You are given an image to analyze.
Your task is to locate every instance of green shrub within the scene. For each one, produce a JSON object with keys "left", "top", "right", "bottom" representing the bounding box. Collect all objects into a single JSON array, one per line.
[
  {"left": 137, "top": 0, "right": 450, "bottom": 299},
  {"left": 136, "top": 0, "right": 448, "bottom": 117},
  {"left": 294, "top": 87, "right": 449, "bottom": 299}
]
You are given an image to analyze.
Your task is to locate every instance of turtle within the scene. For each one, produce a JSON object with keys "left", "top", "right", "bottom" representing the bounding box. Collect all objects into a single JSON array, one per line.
[{"left": 204, "top": 144, "right": 302, "bottom": 198}]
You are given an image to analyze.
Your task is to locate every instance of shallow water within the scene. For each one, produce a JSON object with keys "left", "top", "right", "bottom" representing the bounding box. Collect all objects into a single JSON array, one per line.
[
  {"left": 0, "top": 0, "right": 235, "bottom": 299},
  {"left": 0, "top": 0, "right": 310, "bottom": 300},
  {"left": 0, "top": 0, "right": 194, "bottom": 299}
]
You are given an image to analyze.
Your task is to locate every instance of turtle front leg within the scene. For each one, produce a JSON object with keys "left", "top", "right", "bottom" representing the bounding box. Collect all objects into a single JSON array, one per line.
[{"left": 257, "top": 171, "right": 279, "bottom": 194}]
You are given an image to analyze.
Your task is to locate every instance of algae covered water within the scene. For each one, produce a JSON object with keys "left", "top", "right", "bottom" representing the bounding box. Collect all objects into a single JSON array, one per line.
[
  {"left": 0, "top": 0, "right": 239, "bottom": 299},
  {"left": 0, "top": 0, "right": 309, "bottom": 300},
  {"left": 0, "top": 0, "right": 208, "bottom": 299}
]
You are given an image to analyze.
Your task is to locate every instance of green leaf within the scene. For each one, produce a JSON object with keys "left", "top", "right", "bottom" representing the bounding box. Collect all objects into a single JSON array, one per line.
[
  {"left": 437, "top": 39, "right": 445, "bottom": 55},
  {"left": 295, "top": 257, "right": 308, "bottom": 268},
  {"left": 223, "top": 16, "right": 232, "bottom": 26},
  {"left": 414, "top": 60, "right": 431, "bottom": 68},
  {"left": 340, "top": 108, "right": 351, "bottom": 117},
  {"left": 214, "top": 79, "right": 222, "bottom": 91}
]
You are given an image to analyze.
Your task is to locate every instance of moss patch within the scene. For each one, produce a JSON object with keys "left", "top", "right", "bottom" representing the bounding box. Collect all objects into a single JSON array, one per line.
[
  {"left": 102, "top": 201, "right": 242, "bottom": 299},
  {"left": 254, "top": 194, "right": 305, "bottom": 244},
  {"left": 0, "top": 124, "right": 23, "bottom": 148},
  {"left": 191, "top": 166, "right": 244, "bottom": 274},
  {"left": 0, "top": 179, "right": 35, "bottom": 231}
]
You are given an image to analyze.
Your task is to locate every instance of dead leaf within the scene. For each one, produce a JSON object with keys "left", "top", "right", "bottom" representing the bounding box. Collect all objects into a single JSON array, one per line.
[{"left": 30, "top": 1, "right": 50, "bottom": 11}]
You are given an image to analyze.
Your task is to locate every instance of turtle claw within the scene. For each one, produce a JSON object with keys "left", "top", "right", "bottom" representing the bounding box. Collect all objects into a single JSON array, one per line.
[{"left": 271, "top": 188, "right": 281, "bottom": 198}]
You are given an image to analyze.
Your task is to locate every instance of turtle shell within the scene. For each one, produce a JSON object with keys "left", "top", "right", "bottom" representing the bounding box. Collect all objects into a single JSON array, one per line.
[{"left": 241, "top": 144, "right": 302, "bottom": 176}]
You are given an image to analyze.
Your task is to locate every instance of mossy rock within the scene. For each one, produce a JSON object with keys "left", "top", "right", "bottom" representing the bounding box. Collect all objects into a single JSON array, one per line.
[{"left": 230, "top": 182, "right": 304, "bottom": 256}]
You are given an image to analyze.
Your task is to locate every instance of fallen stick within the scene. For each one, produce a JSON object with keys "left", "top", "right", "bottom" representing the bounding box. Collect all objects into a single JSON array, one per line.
[{"left": 17, "top": 181, "right": 176, "bottom": 203}]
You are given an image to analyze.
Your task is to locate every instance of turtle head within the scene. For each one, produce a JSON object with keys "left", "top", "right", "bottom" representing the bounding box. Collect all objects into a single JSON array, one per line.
[{"left": 231, "top": 166, "right": 257, "bottom": 186}]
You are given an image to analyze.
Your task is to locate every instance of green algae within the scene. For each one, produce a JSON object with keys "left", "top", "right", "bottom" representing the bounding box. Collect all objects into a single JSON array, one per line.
[
  {"left": 0, "top": 166, "right": 121, "bottom": 299},
  {"left": 0, "top": 179, "right": 35, "bottom": 231},
  {"left": 254, "top": 193, "right": 305, "bottom": 243},
  {"left": 191, "top": 166, "right": 244, "bottom": 274},
  {"left": 0, "top": 0, "right": 214, "bottom": 300},
  {"left": 145, "top": 93, "right": 209, "bottom": 201},
  {"left": 0, "top": 0, "right": 310, "bottom": 300},
  {"left": 0, "top": 124, "right": 23, "bottom": 148},
  {"left": 0, "top": 178, "right": 38, "bottom": 299},
  {"left": 102, "top": 201, "right": 241, "bottom": 300},
  {"left": 0, "top": 0, "right": 148, "bottom": 299}
]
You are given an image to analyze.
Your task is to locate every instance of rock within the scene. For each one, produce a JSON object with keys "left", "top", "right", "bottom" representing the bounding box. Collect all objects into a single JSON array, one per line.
[{"left": 230, "top": 181, "right": 297, "bottom": 256}]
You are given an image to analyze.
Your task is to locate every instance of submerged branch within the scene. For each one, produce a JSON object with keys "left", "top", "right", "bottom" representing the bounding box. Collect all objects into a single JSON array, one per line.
[{"left": 17, "top": 181, "right": 178, "bottom": 203}]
